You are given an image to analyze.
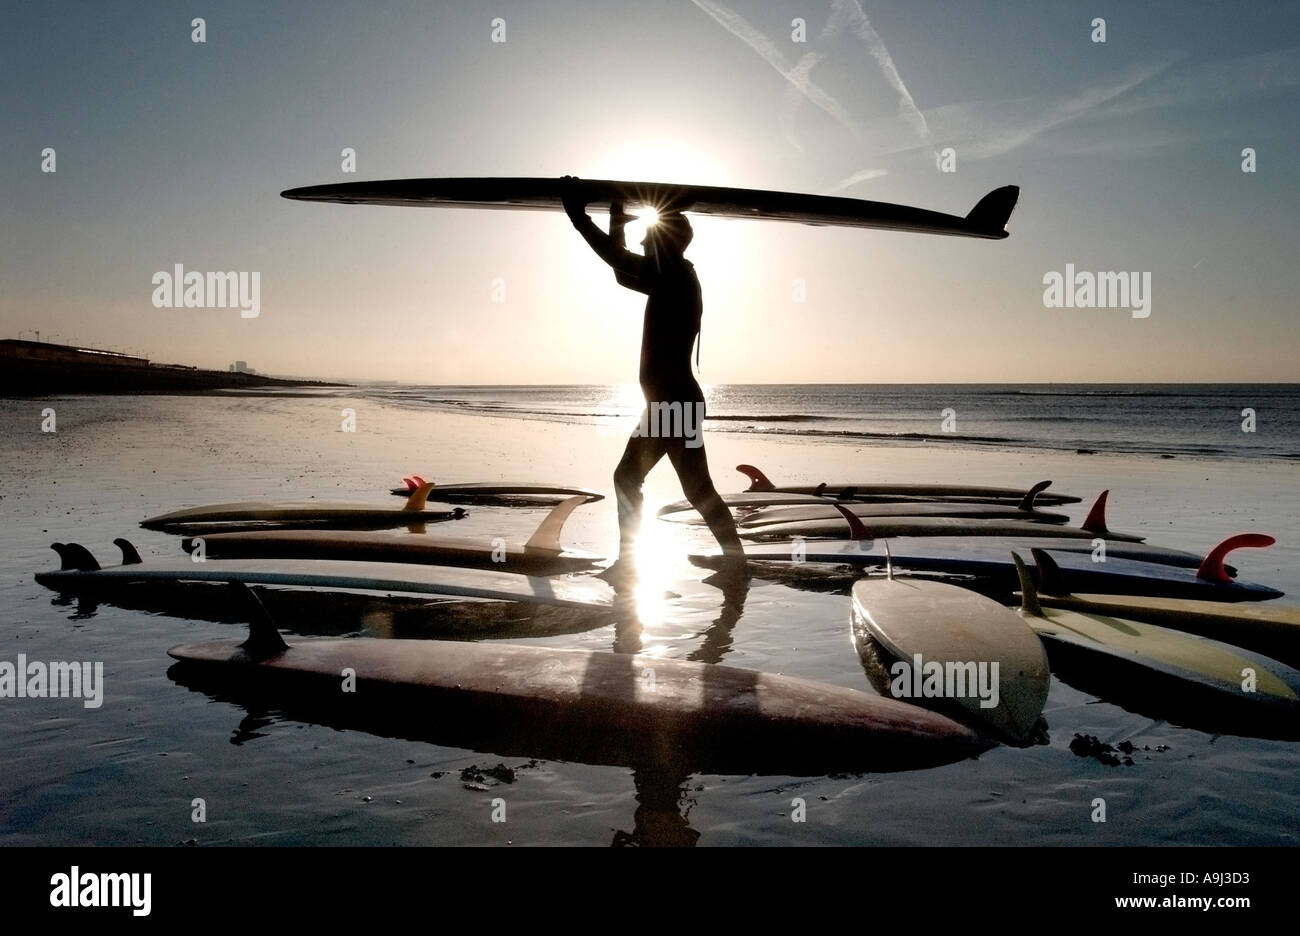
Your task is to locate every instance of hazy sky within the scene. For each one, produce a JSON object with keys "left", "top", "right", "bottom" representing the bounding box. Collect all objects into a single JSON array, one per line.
[{"left": 3, "top": 0, "right": 1298, "bottom": 383}]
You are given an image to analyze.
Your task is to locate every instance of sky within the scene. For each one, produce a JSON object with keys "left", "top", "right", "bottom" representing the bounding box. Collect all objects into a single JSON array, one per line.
[{"left": 2, "top": 0, "right": 1298, "bottom": 384}]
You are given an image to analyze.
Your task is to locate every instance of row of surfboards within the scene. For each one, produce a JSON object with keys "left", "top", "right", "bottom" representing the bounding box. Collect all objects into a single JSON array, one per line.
[{"left": 35, "top": 466, "right": 1300, "bottom": 774}]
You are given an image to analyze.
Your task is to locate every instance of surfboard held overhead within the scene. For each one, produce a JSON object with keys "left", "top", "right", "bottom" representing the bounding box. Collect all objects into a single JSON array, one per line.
[{"left": 281, "top": 177, "right": 1020, "bottom": 239}]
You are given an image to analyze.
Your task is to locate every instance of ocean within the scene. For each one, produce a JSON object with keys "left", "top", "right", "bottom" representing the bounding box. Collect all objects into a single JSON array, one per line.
[{"left": 369, "top": 383, "right": 1300, "bottom": 460}]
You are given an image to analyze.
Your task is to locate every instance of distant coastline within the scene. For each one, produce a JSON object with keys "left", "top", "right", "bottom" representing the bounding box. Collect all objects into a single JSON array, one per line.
[{"left": 0, "top": 339, "right": 346, "bottom": 396}]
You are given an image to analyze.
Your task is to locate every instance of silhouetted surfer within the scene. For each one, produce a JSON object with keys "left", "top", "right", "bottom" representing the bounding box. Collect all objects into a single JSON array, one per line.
[{"left": 562, "top": 177, "right": 744, "bottom": 581}]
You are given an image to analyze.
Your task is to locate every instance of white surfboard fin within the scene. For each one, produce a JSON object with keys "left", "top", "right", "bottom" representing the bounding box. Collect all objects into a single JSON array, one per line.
[
  {"left": 832, "top": 503, "right": 871, "bottom": 542},
  {"left": 230, "top": 580, "right": 289, "bottom": 660},
  {"left": 401, "top": 481, "right": 436, "bottom": 512},
  {"left": 736, "top": 464, "right": 775, "bottom": 492},
  {"left": 884, "top": 540, "right": 894, "bottom": 580},
  {"left": 51, "top": 542, "right": 100, "bottom": 572},
  {"left": 524, "top": 495, "right": 588, "bottom": 554},
  {"left": 1010, "top": 552, "right": 1043, "bottom": 617},
  {"left": 1018, "top": 480, "right": 1052, "bottom": 512},
  {"left": 1029, "top": 547, "right": 1068, "bottom": 596},
  {"left": 113, "top": 538, "right": 143, "bottom": 566},
  {"left": 1080, "top": 490, "right": 1112, "bottom": 536}
]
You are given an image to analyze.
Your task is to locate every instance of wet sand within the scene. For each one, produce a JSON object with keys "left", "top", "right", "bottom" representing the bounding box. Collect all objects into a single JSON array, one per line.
[{"left": 1, "top": 390, "right": 1297, "bottom": 845}]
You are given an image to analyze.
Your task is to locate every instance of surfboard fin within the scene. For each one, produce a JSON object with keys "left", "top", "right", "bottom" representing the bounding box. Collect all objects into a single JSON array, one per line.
[
  {"left": 1196, "top": 533, "right": 1276, "bottom": 583},
  {"left": 113, "top": 538, "right": 143, "bottom": 566},
  {"left": 1080, "top": 490, "right": 1112, "bottom": 536},
  {"left": 884, "top": 540, "right": 893, "bottom": 580},
  {"left": 837, "top": 487, "right": 860, "bottom": 501},
  {"left": 524, "top": 495, "right": 587, "bottom": 554},
  {"left": 51, "top": 542, "right": 100, "bottom": 572},
  {"left": 1011, "top": 552, "right": 1044, "bottom": 617},
  {"left": 736, "top": 464, "right": 775, "bottom": 492},
  {"left": 402, "top": 481, "right": 436, "bottom": 512},
  {"left": 1029, "top": 547, "right": 1068, "bottom": 596},
  {"left": 966, "top": 185, "right": 1020, "bottom": 237},
  {"left": 401, "top": 476, "right": 417, "bottom": 491},
  {"left": 832, "top": 503, "right": 871, "bottom": 541},
  {"left": 1018, "top": 480, "right": 1052, "bottom": 512},
  {"left": 229, "top": 580, "right": 289, "bottom": 660}
]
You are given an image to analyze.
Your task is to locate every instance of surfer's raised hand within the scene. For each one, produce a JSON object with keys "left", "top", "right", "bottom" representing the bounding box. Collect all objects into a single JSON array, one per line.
[
  {"left": 608, "top": 200, "right": 634, "bottom": 227},
  {"left": 560, "top": 175, "right": 589, "bottom": 226}
]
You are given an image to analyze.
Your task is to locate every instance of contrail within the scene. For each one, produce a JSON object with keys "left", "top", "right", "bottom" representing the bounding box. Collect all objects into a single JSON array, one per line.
[
  {"left": 835, "top": 0, "right": 930, "bottom": 142},
  {"left": 689, "top": 0, "right": 862, "bottom": 140},
  {"left": 823, "top": 167, "right": 889, "bottom": 195}
]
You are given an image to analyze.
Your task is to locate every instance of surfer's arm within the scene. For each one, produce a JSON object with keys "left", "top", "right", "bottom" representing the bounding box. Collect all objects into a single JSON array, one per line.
[{"left": 563, "top": 186, "right": 650, "bottom": 288}]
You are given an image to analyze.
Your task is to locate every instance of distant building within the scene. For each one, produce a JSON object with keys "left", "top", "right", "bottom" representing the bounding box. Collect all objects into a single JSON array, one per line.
[{"left": 229, "top": 361, "right": 254, "bottom": 374}]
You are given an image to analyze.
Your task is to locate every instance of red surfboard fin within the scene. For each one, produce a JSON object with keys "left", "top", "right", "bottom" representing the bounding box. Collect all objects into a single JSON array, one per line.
[
  {"left": 1080, "top": 490, "right": 1111, "bottom": 537},
  {"left": 1196, "top": 533, "right": 1275, "bottom": 583}
]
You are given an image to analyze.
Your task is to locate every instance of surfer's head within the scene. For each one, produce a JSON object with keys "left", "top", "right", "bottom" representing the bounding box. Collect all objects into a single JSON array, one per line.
[{"left": 642, "top": 212, "right": 692, "bottom": 257}]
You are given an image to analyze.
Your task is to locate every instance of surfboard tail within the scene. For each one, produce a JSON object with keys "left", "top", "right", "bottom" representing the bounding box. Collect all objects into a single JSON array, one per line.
[{"left": 965, "top": 185, "right": 1020, "bottom": 238}]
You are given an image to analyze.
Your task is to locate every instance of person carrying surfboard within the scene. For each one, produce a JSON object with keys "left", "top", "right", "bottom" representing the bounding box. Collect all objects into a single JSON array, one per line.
[{"left": 561, "top": 177, "right": 745, "bottom": 581}]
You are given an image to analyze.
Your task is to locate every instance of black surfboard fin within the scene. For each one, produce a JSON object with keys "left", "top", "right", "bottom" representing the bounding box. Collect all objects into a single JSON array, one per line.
[
  {"left": 50, "top": 542, "right": 101, "bottom": 572},
  {"left": 1018, "top": 480, "right": 1052, "bottom": 512},
  {"left": 1029, "top": 547, "right": 1069, "bottom": 596},
  {"left": 966, "top": 185, "right": 1020, "bottom": 238},
  {"left": 1011, "top": 552, "right": 1043, "bottom": 617},
  {"left": 112, "top": 538, "right": 143, "bottom": 565},
  {"left": 735, "top": 464, "right": 775, "bottom": 492},
  {"left": 229, "top": 580, "right": 288, "bottom": 659},
  {"left": 832, "top": 503, "right": 871, "bottom": 542},
  {"left": 837, "top": 487, "right": 860, "bottom": 501},
  {"left": 813, "top": 482, "right": 828, "bottom": 497}
]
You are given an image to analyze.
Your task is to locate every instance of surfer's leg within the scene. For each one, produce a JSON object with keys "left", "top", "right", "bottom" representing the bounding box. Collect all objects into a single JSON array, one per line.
[
  {"left": 666, "top": 440, "right": 744, "bottom": 558},
  {"left": 612, "top": 428, "right": 667, "bottom": 559}
]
